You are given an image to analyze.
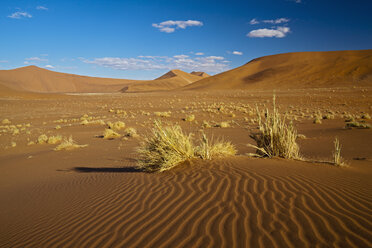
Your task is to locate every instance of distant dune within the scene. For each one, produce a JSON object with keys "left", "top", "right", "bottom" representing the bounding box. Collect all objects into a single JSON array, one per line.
[
  {"left": 0, "top": 65, "right": 140, "bottom": 93},
  {"left": 121, "top": 69, "right": 206, "bottom": 92},
  {"left": 183, "top": 50, "right": 372, "bottom": 91},
  {"left": 190, "top": 71, "right": 210, "bottom": 78},
  {"left": 0, "top": 66, "right": 207, "bottom": 94}
]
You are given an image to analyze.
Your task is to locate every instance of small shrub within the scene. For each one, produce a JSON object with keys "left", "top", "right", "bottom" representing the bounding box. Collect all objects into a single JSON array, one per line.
[
  {"left": 54, "top": 136, "right": 88, "bottom": 151},
  {"left": 248, "top": 95, "right": 300, "bottom": 159},
  {"left": 124, "top": 127, "right": 138, "bottom": 138},
  {"left": 103, "top": 129, "right": 121, "bottom": 139},
  {"left": 47, "top": 135, "right": 62, "bottom": 144},
  {"left": 333, "top": 138, "right": 345, "bottom": 166},
  {"left": 108, "top": 121, "right": 126, "bottom": 131},
  {"left": 137, "top": 121, "right": 195, "bottom": 172},
  {"left": 37, "top": 134, "right": 49, "bottom": 144},
  {"left": 137, "top": 121, "right": 236, "bottom": 172},
  {"left": 2, "top": 119, "right": 11, "bottom": 124},
  {"left": 345, "top": 122, "right": 371, "bottom": 129},
  {"left": 195, "top": 133, "right": 236, "bottom": 159},
  {"left": 313, "top": 117, "right": 322, "bottom": 124},
  {"left": 183, "top": 114, "right": 195, "bottom": 122},
  {"left": 154, "top": 111, "right": 171, "bottom": 118},
  {"left": 361, "top": 113, "right": 371, "bottom": 120},
  {"left": 215, "top": 122, "right": 230, "bottom": 128}
]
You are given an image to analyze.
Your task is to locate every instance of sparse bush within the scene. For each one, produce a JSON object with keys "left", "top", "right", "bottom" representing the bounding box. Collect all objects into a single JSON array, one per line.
[
  {"left": 54, "top": 136, "right": 88, "bottom": 151},
  {"left": 183, "top": 114, "right": 195, "bottom": 122},
  {"left": 333, "top": 138, "right": 345, "bottom": 166},
  {"left": 137, "top": 121, "right": 195, "bottom": 172},
  {"left": 47, "top": 135, "right": 62, "bottom": 144},
  {"left": 154, "top": 111, "right": 171, "bottom": 118},
  {"left": 137, "top": 121, "right": 236, "bottom": 172},
  {"left": 124, "top": 127, "right": 138, "bottom": 138},
  {"left": 215, "top": 122, "right": 230, "bottom": 128},
  {"left": 345, "top": 122, "right": 371, "bottom": 129},
  {"left": 195, "top": 133, "right": 236, "bottom": 159},
  {"left": 37, "top": 134, "right": 49, "bottom": 144},
  {"left": 2, "top": 119, "right": 11, "bottom": 124},
  {"left": 103, "top": 129, "right": 121, "bottom": 139},
  {"left": 313, "top": 116, "right": 322, "bottom": 124},
  {"left": 108, "top": 121, "right": 126, "bottom": 131},
  {"left": 248, "top": 95, "right": 300, "bottom": 159}
]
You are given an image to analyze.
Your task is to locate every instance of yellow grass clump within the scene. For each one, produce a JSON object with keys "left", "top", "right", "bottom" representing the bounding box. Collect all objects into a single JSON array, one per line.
[
  {"left": 47, "top": 135, "right": 63, "bottom": 144},
  {"left": 154, "top": 111, "right": 171, "bottom": 117},
  {"left": 137, "top": 121, "right": 236, "bottom": 172},
  {"left": 54, "top": 136, "right": 88, "bottom": 151},
  {"left": 108, "top": 121, "right": 126, "bottom": 131},
  {"left": 248, "top": 95, "right": 300, "bottom": 159},
  {"left": 37, "top": 134, "right": 49, "bottom": 144},
  {"left": 124, "top": 127, "right": 138, "bottom": 138},
  {"left": 195, "top": 133, "right": 237, "bottom": 160},
  {"left": 333, "top": 138, "right": 345, "bottom": 166},
  {"left": 2, "top": 119, "right": 11, "bottom": 124},
  {"left": 103, "top": 129, "right": 121, "bottom": 139},
  {"left": 183, "top": 114, "right": 195, "bottom": 122}
]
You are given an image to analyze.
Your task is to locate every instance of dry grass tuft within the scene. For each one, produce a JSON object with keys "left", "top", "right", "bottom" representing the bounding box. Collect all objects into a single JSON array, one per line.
[
  {"left": 108, "top": 121, "right": 126, "bottom": 131},
  {"left": 333, "top": 138, "right": 345, "bottom": 166},
  {"left": 37, "top": 134, "right": 49, "bottom": 144},
  {"left": 124, "top": 127, "right": 138, "bottom": 138},
  {"left": 54, "top": 136, "right": 88, "bottom": 151},
  {"left": 195, "top": 133, "right": 237, "bottom": 159},
  {"left": 103, "top": 129, "right": 121, "bottom": 139},
  {"left": 137, "top": 121, "right": 236, "bottom": 172},
  {"left": 248, "top": 95, "right": 300, "bottom": 159},
  {"left": 47, "top": 135, "right": 63, "bottom": 144},
  {"left": 183, "top": 114, "right": 195, "bottom": 122},
  {"left": 137, "top": 121, "right": 195, "bottom": 172},
  {"left": 345, "top": 121, "right": 371, "bottom": 129}
]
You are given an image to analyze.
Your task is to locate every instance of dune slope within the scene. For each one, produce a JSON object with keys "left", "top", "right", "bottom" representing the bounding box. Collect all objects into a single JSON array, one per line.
[
  {"left": 183, "top": 49, "right": 372, "bottom": 90},
  {"left": 122, "top": 69, "right": 205, "bottom": 92}
]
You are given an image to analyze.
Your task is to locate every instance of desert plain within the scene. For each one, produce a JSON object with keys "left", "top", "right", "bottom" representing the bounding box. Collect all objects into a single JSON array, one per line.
[{"left": 0, "top": 50, "right": 372, "bottom": 247}]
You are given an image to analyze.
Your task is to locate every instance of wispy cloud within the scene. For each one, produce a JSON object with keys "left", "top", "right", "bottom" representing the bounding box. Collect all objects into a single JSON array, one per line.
[
  {"left": 249, "top": 18, "right": 290, "bottom": 25},
  {"left": 25, "top": 57, "right": 48, "bottom": 62},
  {"left": 8, "top": 11, "right": 32, "bottom": 19},
  {"left": 81, "top": 54, "right": 228, "bottom": 73},
  {"left": 232, "top": 51, "right": 243, "bottom": 55},
  {"left": 152, "top": 20, "right": 203, "bottom": 33},
  {"left": 45, "top": 65, "right": 55, "bottom": 69},
  {"left": 36, "top": 6, "right": 48, "bottom": 10},
  {"left": 248, "top": 27, "right": 290, "bottom": 38},
  {"left": 195, "top": 52, "right": 204, "bottom": 56},
  {"left": 249, "top": 18, "right": 259, "bottom": 25}
]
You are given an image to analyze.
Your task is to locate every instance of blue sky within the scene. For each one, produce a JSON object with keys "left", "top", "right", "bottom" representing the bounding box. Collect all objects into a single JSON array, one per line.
[{"left": 0, "top": 0, "right": 371, "bottom": 80}]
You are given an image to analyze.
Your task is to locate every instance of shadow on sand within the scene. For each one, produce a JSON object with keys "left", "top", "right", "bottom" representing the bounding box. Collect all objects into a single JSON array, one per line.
[{"left": 73, "top": 166, "right": 142, "bottom": 173}]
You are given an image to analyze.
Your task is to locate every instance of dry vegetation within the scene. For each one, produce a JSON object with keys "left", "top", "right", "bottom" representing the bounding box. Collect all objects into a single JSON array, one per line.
[
  {"left": 137, "top": 120, "right": 236, "bottom": 172},
  {"left": 248, "top": 96, "right": 300, "bottom": 159}
]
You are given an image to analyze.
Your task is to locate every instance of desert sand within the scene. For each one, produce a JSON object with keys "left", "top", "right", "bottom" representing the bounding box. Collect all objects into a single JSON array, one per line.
[{"left": 0, "top": 50, "right": 372, "bottom": 248}]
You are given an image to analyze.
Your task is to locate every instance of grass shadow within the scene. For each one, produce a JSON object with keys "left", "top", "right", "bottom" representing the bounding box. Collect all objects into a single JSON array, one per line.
[{"left": 73, "top": 166, "right": 142, "bottom": 173}]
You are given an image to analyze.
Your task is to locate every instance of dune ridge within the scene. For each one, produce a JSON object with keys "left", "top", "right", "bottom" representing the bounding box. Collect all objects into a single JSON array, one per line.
[
  {"left": 0, "top": 66, "right": 206, "bottom": 94},
  {"left": 1, "top": 157, "right": 371, "bottom": 248},
  {"left": 183, "top": 49, "right": 372, "bottom": 91}
]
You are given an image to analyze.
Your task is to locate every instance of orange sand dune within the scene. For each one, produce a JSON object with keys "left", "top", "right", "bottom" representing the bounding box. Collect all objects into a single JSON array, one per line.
[
  {"left": 0, "top": 66, "right": 141, "bottom": 93},
  {"left": 0, "top": 66, "right": 206, "bottom": 94},
  {"left": 121, "top": 69, "right": 205, "bottom": 92},
  {"left": 190, "top": 71, "right": 210, "bottom": 78},
  {"left": 183, "top": 49, "right": 372, "bottom": 91}
]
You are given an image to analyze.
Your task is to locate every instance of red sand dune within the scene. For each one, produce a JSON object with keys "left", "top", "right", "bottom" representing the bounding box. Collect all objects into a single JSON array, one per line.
[{"left": 183, "top": 49, "right": 372, "bottom": 91}]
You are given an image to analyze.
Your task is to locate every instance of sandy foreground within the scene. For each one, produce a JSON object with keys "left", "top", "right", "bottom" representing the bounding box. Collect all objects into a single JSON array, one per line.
[{"left": 0, "top": 88, "right": 371, "bottom": 247}]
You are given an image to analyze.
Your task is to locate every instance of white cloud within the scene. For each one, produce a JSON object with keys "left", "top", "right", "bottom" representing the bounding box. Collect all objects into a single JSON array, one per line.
[
  {"left": 45, "top": 65, "right": 55, "bottom": 69},
  {"left": 81, "top": 54, "right": 228, "bottom": 73},
  {"left": 8, "top": 11, "right": 32, "bottom": 19},
  {"left": 249, "top": 18, "right": 259, "bottom": 25},
  {"left": 0, "top": 60, "right": 8, "bottom": 63},
  {"left": 263, "top": 18, "right": 290, "bottom": 24},
  {"left": 152, "top": 20, "right": 203, "bottom": 33},
  {"left": 173, "top": 55, "right": 189, "bottom": 59},
  {"left": 232, "top": 51, "right": 243, "bottom": 55},
  {"left": 36, "top": 6, "right": 48, "bottom": 10},
  {"left": 25, "top": 57, "right": 48, "bottom": 62},
  {"left": 195, "top": 52, "right": 204, "bottom": 56},
  {"left": 247, "top": 26, "right": 290, "bottom": 38}
]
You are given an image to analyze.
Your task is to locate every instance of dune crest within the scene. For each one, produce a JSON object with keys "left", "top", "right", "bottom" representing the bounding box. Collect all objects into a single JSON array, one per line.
[{"left": 183, "top": 49, "right": 372, "bottom": 90}]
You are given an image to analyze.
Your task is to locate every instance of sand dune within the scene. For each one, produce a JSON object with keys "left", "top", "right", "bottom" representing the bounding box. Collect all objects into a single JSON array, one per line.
[
  {"left": 183, "top": 49, "right": 372, "bottom": 91},
  {"left": 121, "top": 70, "right": 205, "bottom": 92},
  {"left": 190, "top": 71, "right": 210, "bottom": 78},
  {"left": 1, "top": 158, "right": 371, "bottom": 248},
  {"left": 0, "top": 66, "right": 141, "bottom": 93},
  {"left": 0, "top": 66, "right": 206, "bottom": 94}
]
